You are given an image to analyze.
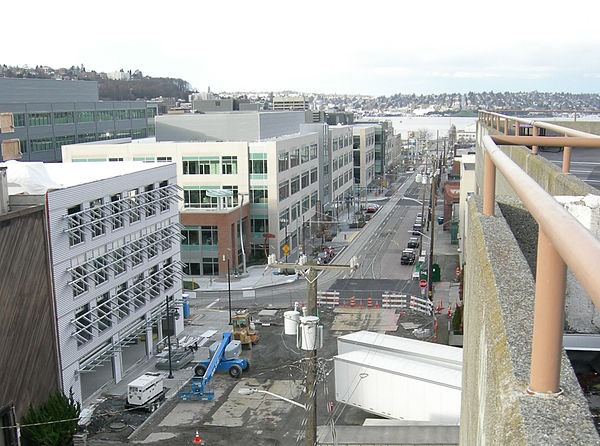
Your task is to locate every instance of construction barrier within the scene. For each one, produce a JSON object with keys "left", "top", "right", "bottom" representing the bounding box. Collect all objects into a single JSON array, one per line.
[
  {"left": 317, "top": 291, "right": 340, "bottom": 307},
  {"left": 367, "top": 297, "right": 373, "bottom": 308},
  {"left": 381, "top": 293, "right": 434, "bottom": 316},
  {"left": 349, "top": 296, "right": 356, "bottom": 307}
]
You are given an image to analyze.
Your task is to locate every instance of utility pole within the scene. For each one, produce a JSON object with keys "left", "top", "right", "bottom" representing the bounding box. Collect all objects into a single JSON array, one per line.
[
  {"left": 305, "top": 267, "right": 318, "bottom": 446},
  {"left": 266, "top": 256, "right": 358, "bottom": 446}
]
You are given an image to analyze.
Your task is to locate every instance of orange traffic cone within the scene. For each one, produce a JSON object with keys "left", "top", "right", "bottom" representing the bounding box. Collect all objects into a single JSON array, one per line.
[
  {"left": 375, "top": 301, "right": 379, "bottom": 308},
  {"left": 447, "top": 303, "right": 452, "bottom": 318},
  {"left": 193, "top": 429, "right": 203, "bottom": 444}
]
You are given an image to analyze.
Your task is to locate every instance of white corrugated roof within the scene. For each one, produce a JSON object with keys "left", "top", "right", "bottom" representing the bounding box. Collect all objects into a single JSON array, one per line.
[
  {"left": 338, "top": 331, "right": 462, "bottom": 366},
  {"left": 1, "top": 160, "right": 167, "bottom": 195}
]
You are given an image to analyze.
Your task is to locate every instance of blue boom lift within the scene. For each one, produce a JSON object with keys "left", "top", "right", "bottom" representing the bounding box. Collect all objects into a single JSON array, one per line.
[{"left": 178, "top": 332, "right": 248, "bottom": 401}]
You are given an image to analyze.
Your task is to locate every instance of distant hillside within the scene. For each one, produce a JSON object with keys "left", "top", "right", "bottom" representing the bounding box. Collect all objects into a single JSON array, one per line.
[{"left": 98, "top": 78, "right": 191, "bottom": 101}]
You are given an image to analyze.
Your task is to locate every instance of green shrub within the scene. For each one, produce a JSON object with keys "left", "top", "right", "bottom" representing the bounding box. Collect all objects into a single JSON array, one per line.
[{"left": 22, "top": 389, "right": 81, "bottom": 446}]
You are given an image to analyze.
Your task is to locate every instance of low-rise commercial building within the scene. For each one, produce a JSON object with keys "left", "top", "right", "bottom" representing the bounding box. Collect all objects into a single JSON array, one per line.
[
  {"left": 0, "top": 160, "right": 182, "bottom": 405},
  {"left": 0, "top": 78, "right": 157, "bottom": 162}
]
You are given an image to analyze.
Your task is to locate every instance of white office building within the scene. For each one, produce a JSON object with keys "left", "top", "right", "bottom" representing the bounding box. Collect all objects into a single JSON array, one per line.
[{"left": 3, "top": 160, "right": 183, "bottom": 403}]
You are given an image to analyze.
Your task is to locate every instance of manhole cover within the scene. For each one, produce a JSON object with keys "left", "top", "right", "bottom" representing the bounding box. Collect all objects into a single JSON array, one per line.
[{"left": 109, "top": 421, "right": 127, "bottom": 431}]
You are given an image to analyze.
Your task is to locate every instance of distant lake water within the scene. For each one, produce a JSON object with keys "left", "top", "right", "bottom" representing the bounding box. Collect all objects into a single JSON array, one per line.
[{"left": 361, "top": 116, "right": 477, "bottom": 139}]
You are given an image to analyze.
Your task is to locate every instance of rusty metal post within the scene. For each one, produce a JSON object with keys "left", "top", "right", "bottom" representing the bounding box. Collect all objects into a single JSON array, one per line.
[
  {"left": 528, "top": 229, "right": 567, "bottom": 395},
  {"left": 496, "top": 115, "right": 500, "bottom": 131},
  {"left": 515, "top": 121, "right": 520, "bottom": 136},
  {"left": 483, "top": 151, "right": 496, "bottom": 216},
  {"left": 531, "top": 126, "right": 538, "bottom": 155},
  {"left": 504, "top": 118, "right": 509, "bottom": 135},
  {"left": 563, "top": 146, "right": 572, "bottom": 173}
]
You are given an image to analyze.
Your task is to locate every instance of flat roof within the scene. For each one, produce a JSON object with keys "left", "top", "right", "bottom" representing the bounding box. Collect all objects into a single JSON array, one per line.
[{"left": 1, "top": 160, "right": 171, "bottom": 195}]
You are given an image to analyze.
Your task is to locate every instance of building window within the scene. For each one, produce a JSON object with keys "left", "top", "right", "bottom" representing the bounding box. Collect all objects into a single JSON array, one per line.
[
  {"left": 96, "top": 293, "right": 112, "bottom": 332},
  {"left": 67, "top": 204, "right": 85, "bottom": 246},
  {"left": 97, "top": 110, "right": 114, "bottom": 121},
  {"left": 251, "top": 218, "right": 268, "bottom": 234},
  {"left": 70, "top": 264, "right": 88, "bottom": 297},
  {"left": 131, "top": 109, "right": 146, "bottom": 119},
  {"left": 115, "top": 110, "right": 130, "bottom": 120},
  {"left": 291, "top": 201, "right": 300, "bottom": 221},
  {"left": 279, "top": 209, "right": 289, "bottom": 230},
  {"left": 310, "top": 144, "right": 318, "bottom": 160},
  {"left": 184, "top": 263, "right": 201, "bottom": 276},
  {"left": 28, "top": 112, "right": 51, "bottom": 126},
  {"left": 147, "top": 108, "right": 157, "bottom": 118},
  {"left": 182, "top": 228, "right": 200, "bottom": 246},
  {"left": 128, "top": 189, "right": 141, "bottom": 222},
  {"left": 164, "top": 258, "right": 175, "bottom": 289},
  {"left": 301, "top": 171, "right": 309, "bottom": 189},
  {"left": 144, "top": 184, "right": 156, "bottom": 218},
  {"left": 148, "top": 265, "right": 160, "bottom": 298},
  {"left": 110, "top": 193, "right": 124, "bottom": 230},
  {"left": 302, "top": 196, "right": 310, "bottom": 214},
  {"left": 223, "top": 185, "right": 239, "bottom": 207},
  {"left": 158, "top": 180, "right": 170, "bottom": 213},
  {"left": 78, "top": 132, "right": 96, "bottom": 143},
  {"left": 332, "top": 158, "right": 338, "bottom": 172},
  {"left": 183, "top": 159, "right": 219, "bottom": 175},
  {"left": 113, "top": 246, "right": 126, "bottom": 276},
  {"left": 90, "top": 198, "right": 106, "bottom": 238},
  {"left": 13, "top": 113, "right": 26, "bottom": 127},
  {"left": 116, "top": 282, "right": 129, "bottom": 319},
  {"left": 311, "top": 191, "right": 318, "bottom": 208},
  {"left": 93, "top": 255, "right": 109, "bottom": 286},
  {"left": 250, "top": 188, "right": 268, "bottom": 204},
  {"left": 201, "top": 226, "right": 218, "bottom": 246},
  {"left": 56, "top": 135, "right": 76, "bottom": 147},
  {"left": 77, "top": 111, "right": 94, "bottom": 122},
  {"left": 290, "top": 148, "right": 300, "bottom": 168},
  {"left": 290, "top": 176, "right": 300, "bottom": 195},
  {"left": 132, "top": 273, "right": 146, "bottom": 309},
  {"left": 332, "top": 139, "right": 338, "bottom": 151},
  {"left": 250, "top": 159, "right": 267, "bottom": 175},
  {"left": 221, "top": 156, "right": 238, "bottom": 174},
  {"left": 54, "top": 111, "right": 74, "bottom": 124},
  {"left": 30, "top": 137, "right": 54, "bottom": 152},
  {"left": 310, "top": 167, "right": 318, "bottom": 184},
  {"left": 278, "top": 180, "right": 289, "bottom": 201},
  {"left": 74, "top": 304, "right": 93, "bottom": 346},
  {"left": 301, "top": 146, "right": 309, "bottom": 163},
  {"left": 202, "top": 258, "right": 219, "bottom": 275},
  {"left": 278, "top": 152, "right": 289, "bottom": 172},
  {"left": 132, "top": 128, "right": 147, "bottom": 139}
]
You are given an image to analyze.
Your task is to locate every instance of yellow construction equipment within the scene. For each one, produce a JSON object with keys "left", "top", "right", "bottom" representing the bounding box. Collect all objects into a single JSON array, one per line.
[{"left": 232, "top": 311, "right": 259, "bottom": 348}]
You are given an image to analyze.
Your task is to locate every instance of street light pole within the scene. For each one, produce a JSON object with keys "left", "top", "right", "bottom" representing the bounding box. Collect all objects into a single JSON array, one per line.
[
  {"left": 305, "top": 267, "right": 318, "bottom": 446},
  {"left": 165, "top": 295, "right": 173, "bottom": 379}
]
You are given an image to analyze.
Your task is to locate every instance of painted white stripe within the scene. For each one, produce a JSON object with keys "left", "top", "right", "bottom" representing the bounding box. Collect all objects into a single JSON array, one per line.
[{"left": 206, "top": 298, "right": 220, "bottom": 308}]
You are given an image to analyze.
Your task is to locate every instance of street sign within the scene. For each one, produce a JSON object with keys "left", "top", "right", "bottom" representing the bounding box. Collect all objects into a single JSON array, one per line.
[
  {"left": 419, "top": 279, "right": 427, "bottom": 289},
  {"left": 282, "top": 244, "right": 290, "bottom": 255}
]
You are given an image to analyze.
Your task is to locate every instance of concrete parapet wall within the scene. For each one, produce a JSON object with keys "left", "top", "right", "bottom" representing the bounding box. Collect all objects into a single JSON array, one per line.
[{"left": 460, "top": 196, "right": 599, "bottom": 445}]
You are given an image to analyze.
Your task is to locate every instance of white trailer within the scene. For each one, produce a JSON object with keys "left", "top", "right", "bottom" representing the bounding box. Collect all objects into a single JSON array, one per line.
[
  {"left": 334, "top": 349, "right": 461, "bottom": 423},
  {"left": 126, "top": 372, "right": 165, "bottom": 410},
  {"left": 334, "top": 331, "right": 462, "bottom": 423}
]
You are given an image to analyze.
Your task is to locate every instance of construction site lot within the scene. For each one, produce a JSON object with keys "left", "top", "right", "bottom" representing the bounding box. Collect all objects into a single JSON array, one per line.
[{"left": 84, "top": 304, "right": 436, "bottom": 446}]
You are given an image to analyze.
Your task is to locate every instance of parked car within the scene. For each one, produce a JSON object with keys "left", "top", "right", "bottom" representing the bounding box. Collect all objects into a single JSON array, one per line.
[
  {"left": 365, "top": 203, "right": 380, "bottom": 214},
  {"left": 407, "top": 237, "right": 420, "bottom": 249},
  {"left": 401, "top": 249, "right": 416, "bottom": 265},
  {"left": 317, "top": 246, "right": 335, "bottom": 264},
  {"left": 412, "top": 223, "right": 422, "bottom": 235}
]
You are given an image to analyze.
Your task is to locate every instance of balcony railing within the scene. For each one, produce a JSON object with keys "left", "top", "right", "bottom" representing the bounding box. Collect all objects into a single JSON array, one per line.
[{"left": 479, "top": 110, "right": 600, "bottom": 395}]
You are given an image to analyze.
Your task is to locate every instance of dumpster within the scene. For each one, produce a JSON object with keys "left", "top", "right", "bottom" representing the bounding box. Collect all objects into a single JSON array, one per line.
[
  {"left": 432, "top": 264, "right": 441, "bottom": 282},
  {"left": 438, "top": 216, "right": 444, "bottom": 225}
]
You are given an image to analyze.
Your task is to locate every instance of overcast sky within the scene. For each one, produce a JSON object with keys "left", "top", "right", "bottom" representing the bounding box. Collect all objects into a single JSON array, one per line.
[{"left": 4, "top": 0, "right": 600, "bottom": 96}]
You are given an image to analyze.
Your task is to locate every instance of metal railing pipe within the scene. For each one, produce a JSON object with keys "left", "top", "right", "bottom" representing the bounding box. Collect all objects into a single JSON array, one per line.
[
  {"left": 491, "top": 135, "right": 600, "bottom": 147},
  {"left": 529, "top": 228, "right": 567, "bottom": 394},
  {"left": 482, "top": 135, "right": 600, "bottom": 308},
  {"left": 563, "top": 146, "right": 572, "bottom": 173},
  {"left": 484, "top": 111, "right": 600, "bottom": 139},
  {"left": 531, "top": 125, "right": 539, "bottom": 155},
  {"left": 504, "top": 118, "right": 509, "bottom": 135}
]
